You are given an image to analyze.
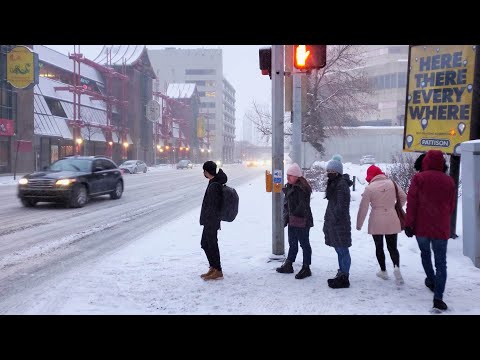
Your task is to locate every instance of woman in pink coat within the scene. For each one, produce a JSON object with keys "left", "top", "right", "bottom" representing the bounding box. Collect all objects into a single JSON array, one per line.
[{"left": 356, "top": 165, "right": 407, "bottom": 285}]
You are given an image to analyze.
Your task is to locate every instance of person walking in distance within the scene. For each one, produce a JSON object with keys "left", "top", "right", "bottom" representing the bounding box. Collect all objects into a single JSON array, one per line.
[
  {"left": 199, "top": 161, "right": 228, "bottom": 281},
  {"left": 404, "top": 150, "right": 456, "bottom": 311},
  {"left": 323, "top": 155, "right": 354, "bottom": 289},
  {"left": 356, "top": 165, "right": 407, "bottom": 285},
  {"left": 276, "top": 163, "right": 314, "bottom": 279}
]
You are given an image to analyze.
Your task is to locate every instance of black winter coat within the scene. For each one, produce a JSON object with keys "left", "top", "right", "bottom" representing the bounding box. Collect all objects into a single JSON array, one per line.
[
  {"left": 283, "top": 181, "right": 314, "bottom": 228},
  {"left": 323, "top": 174, "right": 353, "bottom": 248},
  {"left": 200, "top": 169, "right": 228, "bottom": 230}
]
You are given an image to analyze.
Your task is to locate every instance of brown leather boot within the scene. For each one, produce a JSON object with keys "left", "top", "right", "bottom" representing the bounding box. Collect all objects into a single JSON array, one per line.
[
  {"left": 203, "top": 269, "right": 224, "bottom": 280},
  {"left": 200, "top": 267, "right": 214, "bottom": 279}
]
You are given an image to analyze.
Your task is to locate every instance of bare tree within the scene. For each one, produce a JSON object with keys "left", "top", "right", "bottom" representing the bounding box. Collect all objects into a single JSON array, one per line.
[
  {"left": 80, "top": 119, "right": 103, "bottom": 156},
  {"left": 246, "top": 45, "right": 375, "bottom": 155},
  {"left": 303, "top": 45, "right": 376, "bottom": 154}
]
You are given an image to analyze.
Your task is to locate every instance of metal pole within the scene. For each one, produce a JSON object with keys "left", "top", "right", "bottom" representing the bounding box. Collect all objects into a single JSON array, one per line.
[
  {"left": 449, "top": 154, "right": 460, "bottom": 238},
  {"left": 13, "top": 140, "right": 20, "bottom": 180},
  {"left": 272, "top": 45, "right": 285, "bottom": 256},
  {"left": 153, "top": 123, "right": 157, "bottom": 166},
  {"left": 292, "top": 72, "right": 302, "bottom": 165}
]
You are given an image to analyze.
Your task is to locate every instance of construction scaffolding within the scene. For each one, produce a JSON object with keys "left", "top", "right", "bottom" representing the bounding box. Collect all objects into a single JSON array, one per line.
[
  {"left": 153, "top": 83, "right": 191, "bottom": 163},
  {"left": 54, "top": 45, "right": 129, "bottom": 160}
]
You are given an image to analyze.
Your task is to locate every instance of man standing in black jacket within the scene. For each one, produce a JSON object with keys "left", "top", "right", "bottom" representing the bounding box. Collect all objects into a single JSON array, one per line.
[{"left": 200, "top": 160, "right": 228, "bottom": 280}]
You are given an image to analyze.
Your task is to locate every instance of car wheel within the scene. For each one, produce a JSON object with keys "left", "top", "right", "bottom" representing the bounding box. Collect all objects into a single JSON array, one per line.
[
  {"left": 21, "top": 198, "right": 37, "bottom": 207},
  {"left": 133, "top": 167, "right": 138, "bottom": 174},
  {"left": 69, "top": 184, "right": 88, "bottom": 208},
  {"left": 110, "top": 180, "right": 123, "bottom": 199},
  {"left": 143, "top": 167, "right": 147, "bottom": 173}
]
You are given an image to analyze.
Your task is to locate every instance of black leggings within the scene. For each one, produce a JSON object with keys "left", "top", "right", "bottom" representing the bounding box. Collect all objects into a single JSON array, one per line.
[{"left": 372, "top": 234, "right": 399, "bottom": 271}]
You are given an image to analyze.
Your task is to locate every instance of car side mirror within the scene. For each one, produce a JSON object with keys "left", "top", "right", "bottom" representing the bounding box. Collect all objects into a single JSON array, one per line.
[{"left": 42, "top": 166, "right": 48, "bottom": 170}]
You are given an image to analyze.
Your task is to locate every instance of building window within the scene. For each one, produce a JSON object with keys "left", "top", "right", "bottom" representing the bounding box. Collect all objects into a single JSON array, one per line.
[
  {"left": 186, "top": 80, "right": 206, "bottom": 86},
  {"left": 200, "top": 102, "right": 216, "bottom": 108},
  {"left": 45, "top": 97, "right": 68, "bottom": 117},
  {"left": 205, "top": 91, "right": 215, "bottom": 97},
  {"left": 390, "top": 73, "right": 397, "bottom": 88},
  {"left": 398, "top": 72, "right": 407, "bottom": 88},
  {"left": 185, "top": 69, "right": 216, "bottom": 75}
]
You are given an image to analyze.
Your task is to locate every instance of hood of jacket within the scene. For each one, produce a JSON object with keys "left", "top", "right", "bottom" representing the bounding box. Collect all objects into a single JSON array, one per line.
[
  {"left": 422, "top": 150, "right": 446, "bottom": 172},
  {"left": 342, "top": 173, "right": 354, "bottom": 187},
  {"left": 210, "top": 168, "right": 228, "bottom": 185}
]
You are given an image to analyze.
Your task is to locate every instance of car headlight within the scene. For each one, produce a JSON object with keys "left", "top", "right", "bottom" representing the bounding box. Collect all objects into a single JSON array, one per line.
[
  {"left": 18, "top": 178, "right": 28, "bottom": 185},
  {"left": 56, "top": 179, "right": 77, "bottom": 186}
]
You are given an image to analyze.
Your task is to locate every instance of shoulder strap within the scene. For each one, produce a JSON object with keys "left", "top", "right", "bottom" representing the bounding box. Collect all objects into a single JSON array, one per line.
[{"left": 392, "top": 180, "right": 400, "bottom": 202}]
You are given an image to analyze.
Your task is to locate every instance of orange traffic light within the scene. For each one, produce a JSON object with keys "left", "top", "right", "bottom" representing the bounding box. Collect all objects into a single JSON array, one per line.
[{"left": 294, "top": 45, "right": 327, "bottom": 70}]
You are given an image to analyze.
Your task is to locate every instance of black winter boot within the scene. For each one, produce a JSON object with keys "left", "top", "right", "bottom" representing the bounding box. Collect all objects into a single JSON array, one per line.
[
  {"left": 295, "top": 265, "right": 312, "bottom": 279},
  {"left": 425, "top": 277, "right": 435, "bottom": 292},
  {"left": 327, "top": 271, "right": 350, "bottom": 288},
  {"left": 276, "top": 259, "right": 294, "bottom": 273}
]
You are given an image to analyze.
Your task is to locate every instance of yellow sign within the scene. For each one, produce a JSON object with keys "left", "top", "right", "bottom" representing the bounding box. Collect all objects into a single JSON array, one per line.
[
  {"left": 7, "top": 46, "right": 35, "bottom": 89},
  {"left": 197, "top": 116, "right": 205, "bottom": 138},
  {"left": 404, "top": 45, "right": 476, "bottom": 155}
]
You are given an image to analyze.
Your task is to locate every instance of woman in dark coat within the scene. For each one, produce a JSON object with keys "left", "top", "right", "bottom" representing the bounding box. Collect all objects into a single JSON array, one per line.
[
  {"left": 276, "top": 163, "right": 314, "bottom": 279},
  {"left": 323, "top": 155, "right": 353, "bottom": 289}
]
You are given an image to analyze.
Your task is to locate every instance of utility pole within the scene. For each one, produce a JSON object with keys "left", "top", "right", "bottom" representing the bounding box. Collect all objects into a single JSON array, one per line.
[{"left": 271, "top": 45, "right": 285, "bottom": 256}]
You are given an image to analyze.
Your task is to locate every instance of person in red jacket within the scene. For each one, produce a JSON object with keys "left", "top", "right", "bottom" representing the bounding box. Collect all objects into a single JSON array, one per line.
[{"left": 405, "top": 150, "right": 456, "bottom": 311}]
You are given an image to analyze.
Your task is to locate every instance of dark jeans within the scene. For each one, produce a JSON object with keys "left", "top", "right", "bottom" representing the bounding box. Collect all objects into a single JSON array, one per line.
[
  {"left": 201, "top": 226, "right": 222, "bottom": 271},
  {"left": 372, "top": 234, "right": 400, "bottom": 271},
  {"left": 334, "top": 247, "right": 351, "bottom": 275},
  {"left": 287, "top": 226, "right": 312, "bottom": 265},
  {"left": 416, "top": 236, "right": 448, "bottom": 300}
]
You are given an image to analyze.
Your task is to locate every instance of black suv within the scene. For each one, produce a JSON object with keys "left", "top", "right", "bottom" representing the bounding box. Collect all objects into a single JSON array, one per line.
[{"left": 18, "top": 156, "right": 124, "bottom": 208}]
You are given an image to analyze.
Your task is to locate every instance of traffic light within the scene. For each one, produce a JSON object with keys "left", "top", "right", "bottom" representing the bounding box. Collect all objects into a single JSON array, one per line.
[
  {"left": 259, "top": 47, "right": 272, "bottom": 78},
  {"left": 293, "top": 45, "right": 327, "bottom": 71}
]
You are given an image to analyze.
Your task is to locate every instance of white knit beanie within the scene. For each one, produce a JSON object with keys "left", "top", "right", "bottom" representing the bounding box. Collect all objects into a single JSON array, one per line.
[{"left": 287, "top": 163, "right": 303, "bottom": 177}]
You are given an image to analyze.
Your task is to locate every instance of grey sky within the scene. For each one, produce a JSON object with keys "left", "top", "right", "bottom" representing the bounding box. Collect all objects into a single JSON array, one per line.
[{"left": 44, "top": 45, "right": 272, "bottom": 140}]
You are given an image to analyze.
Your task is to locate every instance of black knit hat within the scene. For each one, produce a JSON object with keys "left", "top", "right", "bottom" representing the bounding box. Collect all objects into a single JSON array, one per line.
[{"left": 203, "top": 160, "right": 217, "bottom": 176}]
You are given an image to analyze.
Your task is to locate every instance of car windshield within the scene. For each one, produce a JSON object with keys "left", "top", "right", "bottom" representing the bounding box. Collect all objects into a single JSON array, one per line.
[
  {"left": 49, "top": 158, "right": 92, "bottom": 172},
  {"left": 179, "top": 160, "right": 189, "bottom": 165}
]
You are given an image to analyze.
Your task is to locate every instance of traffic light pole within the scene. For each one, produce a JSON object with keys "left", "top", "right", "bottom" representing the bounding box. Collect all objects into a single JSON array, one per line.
[
  {"left": 271, "top": 45, "right": 285, "bottom": 256},
  {"left": 291, "top": 71, "right": 302, "bottom": 165}
]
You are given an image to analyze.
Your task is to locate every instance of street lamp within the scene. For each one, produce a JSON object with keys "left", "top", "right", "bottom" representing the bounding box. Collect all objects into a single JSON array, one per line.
[
  {"left": 75, "top": 138, "right": 83, "bottom": 155},
  {"left": 123, "top": 142, "right": 129, "bottom": 160}
]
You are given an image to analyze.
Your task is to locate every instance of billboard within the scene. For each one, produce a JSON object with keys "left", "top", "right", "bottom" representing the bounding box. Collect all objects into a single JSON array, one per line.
[{"left": 404, "top": 45, "right": 478, "bottom": 155}]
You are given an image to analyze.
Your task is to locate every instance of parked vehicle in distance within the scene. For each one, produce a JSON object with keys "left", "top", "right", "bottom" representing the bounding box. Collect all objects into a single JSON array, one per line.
[
  {"left": 176, "top": 159, "right": 193, "bottom": 169},
  {"left": 360, "top": 155, "right": 376, "bottom": 165},
  {"left": 119, "top": 160, "right": 148, "bottom": 174},
  {"left": 17, "top": 156, "right": 124, "bottom": 208}
]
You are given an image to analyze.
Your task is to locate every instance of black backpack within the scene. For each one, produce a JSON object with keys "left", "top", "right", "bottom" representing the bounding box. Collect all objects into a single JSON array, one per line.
[{"left": 220, "top": 184, "right": 239, "bottom": 222}]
